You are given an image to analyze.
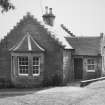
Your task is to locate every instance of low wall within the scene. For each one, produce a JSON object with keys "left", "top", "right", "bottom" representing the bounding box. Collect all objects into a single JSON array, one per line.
[{"left": 80, "top": 77, "right": 105, "bottom": 87}]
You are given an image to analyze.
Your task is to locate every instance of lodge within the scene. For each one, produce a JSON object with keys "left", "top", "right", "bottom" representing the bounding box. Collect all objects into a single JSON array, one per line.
[{"left": 0, "top": 7, "right": 104, "bottom": 87}]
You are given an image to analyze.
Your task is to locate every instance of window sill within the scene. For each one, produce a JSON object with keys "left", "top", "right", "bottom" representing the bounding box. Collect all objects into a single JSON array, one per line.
[
  {"left": 86, "top": 70, "right": 95, "bottom": 72},
  {"left": 33, "top": 74, "right": 40, "bottom": 76},
  {"left": 18, "top": 74, "right": 28, "bottom": 76}
]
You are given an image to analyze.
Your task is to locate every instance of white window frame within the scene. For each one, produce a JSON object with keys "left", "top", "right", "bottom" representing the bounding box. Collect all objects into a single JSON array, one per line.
[
  {"left": 32, "top": 56, "right": 40, "bottom": 76},
  {"left": 17, "top": 56, "right": 29, "bottom": 76},
  {"left": 86, "top": 58, "right": 96, "bottom": 72}
]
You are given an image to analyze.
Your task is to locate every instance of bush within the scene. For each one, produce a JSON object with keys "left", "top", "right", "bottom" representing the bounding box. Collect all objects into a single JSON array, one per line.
[
  {"left": 43, "top": 74, "right": 62, "bottom": 87},
  {"left": 52, "top": 74, "right": 62, "bottom": 86},
  {"left": 0, "top": 78, "right": 13, "bottom": 88}
]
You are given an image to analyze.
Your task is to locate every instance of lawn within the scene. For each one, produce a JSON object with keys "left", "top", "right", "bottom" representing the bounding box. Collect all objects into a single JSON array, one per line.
[{"left": 0, "top": 80, "right": 105, "bottom": 105}]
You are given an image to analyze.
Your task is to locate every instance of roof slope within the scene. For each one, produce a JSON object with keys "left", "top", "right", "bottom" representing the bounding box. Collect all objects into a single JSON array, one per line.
[
  {"left": 42, "top": 24, "right": 73, "bottom": 49},
  {"left": 10, "top": 32, "right": 45, "bottom": 52},
  {"left": 66, "top": 36, "right": 101, "bottom": 55},
  {"left": 36, "top": 13, "right": 73, "bottom": 49},
  {"left": 6, "top": 13, "right": 73, "bottom": 50}
]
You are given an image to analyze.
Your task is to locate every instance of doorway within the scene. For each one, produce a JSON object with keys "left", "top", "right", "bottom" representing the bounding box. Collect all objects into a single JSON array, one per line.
[{"left": 74, "top": 58, "right": 83, "bottom": 80}]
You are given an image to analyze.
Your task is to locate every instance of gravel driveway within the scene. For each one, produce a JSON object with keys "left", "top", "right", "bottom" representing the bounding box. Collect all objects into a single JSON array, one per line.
[{"left": 0, "top": 80, "right": 105, "bottom": 105}]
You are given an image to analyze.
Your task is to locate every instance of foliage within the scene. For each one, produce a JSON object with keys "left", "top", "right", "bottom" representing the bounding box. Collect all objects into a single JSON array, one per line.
[
  {"left": 0, "top": 0, "right": 15, "bottom": 13},
  {"left": 43, "top": 74, "right": 62, "bottom": 87}
]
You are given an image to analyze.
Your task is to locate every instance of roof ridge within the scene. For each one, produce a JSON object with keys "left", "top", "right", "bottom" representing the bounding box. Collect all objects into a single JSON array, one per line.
[
  {"left": 29, "top": 34, "right": 45, "bottom": 51},
  {"left": 27, "top": 33, "right": 32, "bottom": 51},
  {"left": 66, "top": 36, "right": 100, "bottom": 39}
]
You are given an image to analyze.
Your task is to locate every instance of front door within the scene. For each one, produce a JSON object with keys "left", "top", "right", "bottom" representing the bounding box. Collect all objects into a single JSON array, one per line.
[{"left": 74, "top": 58, "right": 83, "bottom": 80}]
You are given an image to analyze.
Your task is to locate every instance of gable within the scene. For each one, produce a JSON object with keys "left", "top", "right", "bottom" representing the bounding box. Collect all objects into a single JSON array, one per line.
[{"left": 1, "top": 13, "right": 72, "bottom": 51}]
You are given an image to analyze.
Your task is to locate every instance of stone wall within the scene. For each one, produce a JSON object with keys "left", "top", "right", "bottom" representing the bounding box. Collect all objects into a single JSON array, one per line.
[
  {"left": 43, "top": 47, "right": 63, "bottom": 86},
  {"left": 11, "top": 53, "right": 44, "bottom": 88},
  {"left": 83, "top": 56, "right": 102, "bottom": 80},
  {"left": 0, "top": 15, "right": 64, "bottom": 87},
  {"left": 0, "top": 48, "right": 12, "bottom": 87},
  {"left": 63, "top": 50, "right": 73, "bottom": 84}
]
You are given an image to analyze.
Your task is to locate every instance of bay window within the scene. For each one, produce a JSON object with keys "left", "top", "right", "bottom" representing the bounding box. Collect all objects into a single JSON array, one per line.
[{"left": 17, "top": 55, "right": 40, "bottom": 76}]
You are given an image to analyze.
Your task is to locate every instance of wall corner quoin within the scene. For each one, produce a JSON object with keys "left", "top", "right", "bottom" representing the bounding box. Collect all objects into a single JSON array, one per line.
[{"left": 100, "top": 33, "right": 105, "bottom": 74}]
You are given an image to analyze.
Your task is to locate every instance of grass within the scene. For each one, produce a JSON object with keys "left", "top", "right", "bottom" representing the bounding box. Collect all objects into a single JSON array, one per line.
[{"left": 0, "top": 80, "right": 105, "bottom": 105}]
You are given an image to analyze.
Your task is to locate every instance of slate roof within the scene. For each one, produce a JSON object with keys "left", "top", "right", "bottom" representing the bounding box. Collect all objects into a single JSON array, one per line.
[
  {"left": 10, "top": 32, "right": 45, "bottom": 52},
  {"left": 42, "top": 24, "right": 73, "bottom": 49},
  {"left": 66, "top": 36, "right": 101, "bottom": 56}
]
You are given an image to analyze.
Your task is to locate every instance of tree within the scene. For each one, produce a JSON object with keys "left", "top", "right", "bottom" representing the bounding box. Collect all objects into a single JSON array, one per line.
[{"left": 0, "top": 0, "right": 15, "bottom": 13}]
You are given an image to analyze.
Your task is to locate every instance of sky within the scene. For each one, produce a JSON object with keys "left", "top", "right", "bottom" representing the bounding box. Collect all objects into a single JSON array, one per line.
[{"left": 0, "top": 0, "right": 105, "bottom": 39}]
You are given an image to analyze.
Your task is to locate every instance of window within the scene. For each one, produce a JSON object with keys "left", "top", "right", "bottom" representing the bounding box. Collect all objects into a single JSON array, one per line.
[
  {"left": 87, "top": 58, "right": 96, "bottom": 72},
  {"left": 18, "top": 56, "right": 28, "bottom": 75},
  {"left": 17, "top": 56, "right": 41, "bottom": 76},
  {"left": 33, "top": 57, "right": 40, "bottom": 76}
]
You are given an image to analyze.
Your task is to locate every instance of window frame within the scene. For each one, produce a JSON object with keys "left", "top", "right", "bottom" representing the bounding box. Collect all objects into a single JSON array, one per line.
[
  {"left": 17, "top": 56, "right": 29, "bottom": 76},
  {"left": 32, "top": 56, "right": 40, "bottom": 76},
  {"left": 11, "top": 52, "right": 43, "bottom": 77},
  {"left": 86, "top": 58, "right": 96, "bottom": 72}
]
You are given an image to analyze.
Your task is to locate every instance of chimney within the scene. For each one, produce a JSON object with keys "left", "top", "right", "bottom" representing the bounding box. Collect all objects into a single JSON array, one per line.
[
  {"left": 42, "top": 6, "right": 55, "bottom": 26},
  {"left": 100, "top": 32, "right": 104, "bottom": 38}
]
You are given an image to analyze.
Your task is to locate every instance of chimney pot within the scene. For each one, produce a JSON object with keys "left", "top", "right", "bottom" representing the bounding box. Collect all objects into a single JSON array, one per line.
[
  {"left": 49, "top": 8, "right": 52, "bottom": 14},
  {"left": 45, "top": 6, "right": 48, "bottom": 14},
  {"left": 42, "top": 7, "right": 55, "bottom": 26},
  {"left": 100, "top": 32, "right": 104, "bottom": 38}
]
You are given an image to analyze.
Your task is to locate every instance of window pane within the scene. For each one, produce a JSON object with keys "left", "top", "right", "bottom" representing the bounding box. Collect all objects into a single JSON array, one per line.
[
  {"left": 18, "top": 56, "right": 28, "bottom": 75},
  {"left": 87, "top": 59, "right": 91, "bottom": 64},
  {"left": 33, "top": 66, "right": 39, "bottom": 69},
  {"left": 88, "top": 65, "right": 95, "bottom": 70},
  {"left": 33, "top": 69, "right": 39, "bottom": 74},
  {"left": 26, "top": 70, "right": 28, "bottom": 73},
  {"left": 33, "top": 57, "right": 40, "bottom": 75},
  {"left": 88, "top": 65, "right": 93, "bottom": 70},
  {"left": 20, "top": 70, "right": 22, "bottom": 73},
  {"left": 33, "top": 61, "right": 39, "bottom": 65},
  {"left": 87, "top": 59, "right": 95, "bottom": 64},
  {"left": 33, "top": 57, "right": 39, "bottom": 61}
]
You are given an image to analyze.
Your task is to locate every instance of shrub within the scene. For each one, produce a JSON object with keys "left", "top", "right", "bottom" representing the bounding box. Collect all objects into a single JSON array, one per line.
[
  {"left": 0, "top": 78, "right": 13, "bottom": 88},
  {"left": 43, "top": 74, "right": 62, "bottom": 87}
]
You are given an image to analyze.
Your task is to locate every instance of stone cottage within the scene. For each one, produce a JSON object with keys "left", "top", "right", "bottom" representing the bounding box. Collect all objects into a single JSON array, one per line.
[{"left": 0, "top": 7, "right": 104, "bottom": 87}]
